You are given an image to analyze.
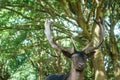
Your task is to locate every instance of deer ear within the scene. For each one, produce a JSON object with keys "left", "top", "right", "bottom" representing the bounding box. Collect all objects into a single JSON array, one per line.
[
  {"left": 86, "top": 51, "right": 96, "bottom": 58},
  {"left": 61, "top": 50, "right": 72, "bottom": 58}
]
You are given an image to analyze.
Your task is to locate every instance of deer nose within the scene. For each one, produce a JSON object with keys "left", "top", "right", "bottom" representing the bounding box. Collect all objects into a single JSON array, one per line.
[{"left": 79, "top": 63, "right": 85, "bottom": 67}]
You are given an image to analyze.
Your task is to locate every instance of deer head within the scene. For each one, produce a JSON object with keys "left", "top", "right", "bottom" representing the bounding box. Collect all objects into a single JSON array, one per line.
[{"left": 44, "top": 18, "right": 104, "bottom": 73}]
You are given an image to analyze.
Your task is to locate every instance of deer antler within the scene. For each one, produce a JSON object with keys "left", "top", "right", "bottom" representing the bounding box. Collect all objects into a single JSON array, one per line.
[
  {"left": 44, "top": 20, "right": 75, "bottom": 54},
  {"left": 82, "top": 17, "right": 105, "bottom": 52}
]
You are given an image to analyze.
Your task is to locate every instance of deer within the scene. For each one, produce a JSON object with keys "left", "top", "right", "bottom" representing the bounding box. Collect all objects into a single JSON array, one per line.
[{"left": 44, "top": 18, "right": 104, "bottom": 80}]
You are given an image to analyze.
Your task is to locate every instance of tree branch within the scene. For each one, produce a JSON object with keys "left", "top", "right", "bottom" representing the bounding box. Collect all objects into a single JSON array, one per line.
[{"left": 3, "top": 7, "right": 34, "bottom": 20}]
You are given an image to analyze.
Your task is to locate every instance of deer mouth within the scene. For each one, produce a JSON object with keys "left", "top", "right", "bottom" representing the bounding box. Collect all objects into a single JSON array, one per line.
[
  {"left": 76, "top": 69, "right": 84, "bottom": 72},
  {"left": 75, "top": 66, "right": 85, "bottom": 72},
  {"left": 76, "top": 67, "right": 84, "bottom": 72}
]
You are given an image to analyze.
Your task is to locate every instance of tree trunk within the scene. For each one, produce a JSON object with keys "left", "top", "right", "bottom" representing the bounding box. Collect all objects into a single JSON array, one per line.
[
  {"left": 92, "top": 24, "right": 107, "bottom": 80},
  {"left": 110, "top": 28, "right": 120, "bottom": 80},
  {"left": 92, "top": 50, "right": 107, "bottom": 80},
  {"left": 112, "top": 53, "right": 120, "bottom": 80}
]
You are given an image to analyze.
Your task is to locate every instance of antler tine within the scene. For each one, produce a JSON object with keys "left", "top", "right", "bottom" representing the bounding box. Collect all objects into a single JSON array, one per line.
[
  {"left": 82, "top": 17, "right": 105, "bottom": 52},
  {"left": 91, "top": 17, "right": 105, "bottom": 50},
  {"left": 44, "top": 20, "right": 75, "bottom": 53}
]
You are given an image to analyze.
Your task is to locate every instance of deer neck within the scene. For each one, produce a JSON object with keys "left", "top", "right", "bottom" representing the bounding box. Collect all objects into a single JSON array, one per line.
[{"left": 66, "top": 63, "right": 84, "bottom": 80}]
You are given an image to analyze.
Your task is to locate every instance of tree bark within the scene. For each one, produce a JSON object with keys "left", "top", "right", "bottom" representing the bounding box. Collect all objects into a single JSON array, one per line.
[
  {"left": 110, "top": 27, "right": 120, "bottom": 80},
  {"left": 92, "top": 25, "right": 107, "bottom": 80},
  {"left": 92, "top": 50, "right": 107, "bottom": 80}
]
